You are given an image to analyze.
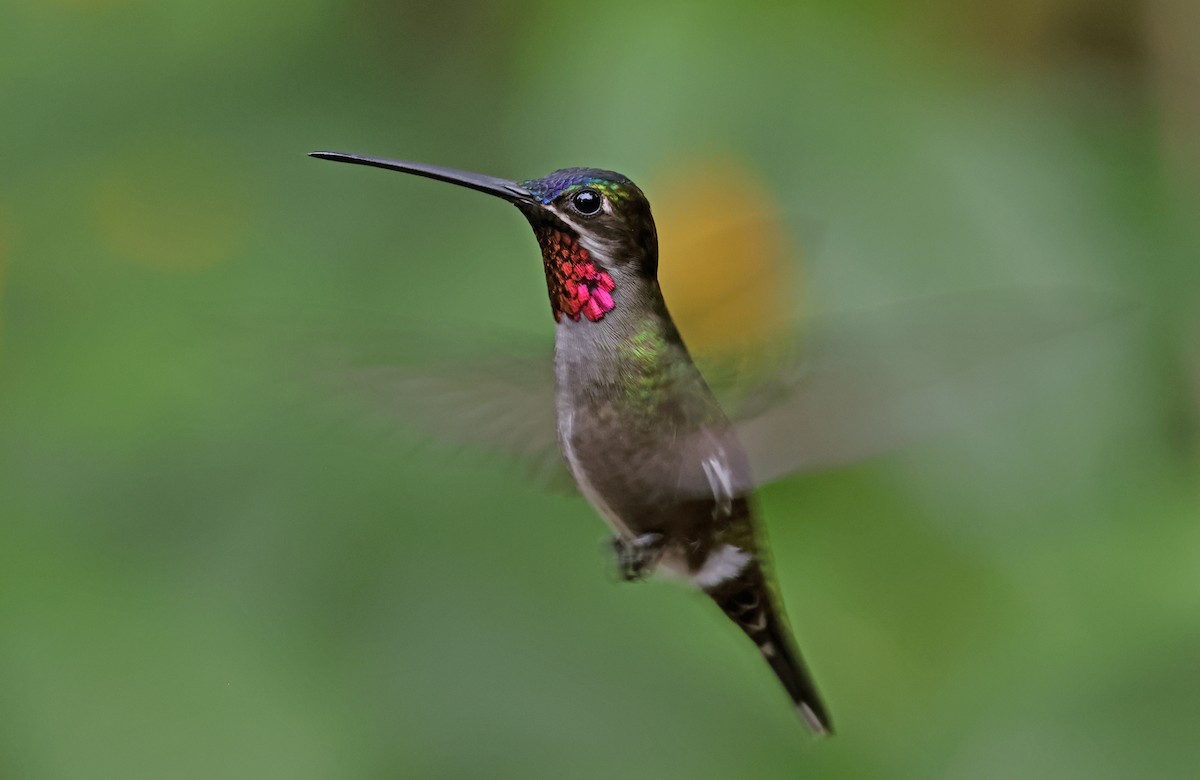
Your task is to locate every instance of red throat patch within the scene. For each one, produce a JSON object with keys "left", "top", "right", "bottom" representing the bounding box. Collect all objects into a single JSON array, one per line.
[{"left": 534, "top": 226, "right": 616, "bottom": 323}]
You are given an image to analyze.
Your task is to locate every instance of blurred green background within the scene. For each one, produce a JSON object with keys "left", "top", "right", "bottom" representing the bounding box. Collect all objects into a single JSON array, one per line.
[{"left": 2, "top": 1, "right": 1199, "bottom": 778}]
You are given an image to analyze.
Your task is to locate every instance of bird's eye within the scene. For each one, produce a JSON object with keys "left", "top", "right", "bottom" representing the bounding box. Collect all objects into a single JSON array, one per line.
[{"left": 570, "top": 189, "right": 603, "bottom": 216}]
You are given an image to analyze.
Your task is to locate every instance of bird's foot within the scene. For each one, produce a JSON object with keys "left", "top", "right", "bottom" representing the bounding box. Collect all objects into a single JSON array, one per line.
[{"left": 612, "top": 532, "right": 665, "bottom": 582}]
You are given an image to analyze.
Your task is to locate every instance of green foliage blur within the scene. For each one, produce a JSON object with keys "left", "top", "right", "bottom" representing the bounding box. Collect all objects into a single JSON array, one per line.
[{"left": 2, "top": 1, "right": 1198, "bottom": 778}]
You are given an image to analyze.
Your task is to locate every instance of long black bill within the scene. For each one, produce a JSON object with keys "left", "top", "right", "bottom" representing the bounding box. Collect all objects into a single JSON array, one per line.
[{"left": 309, "top": 151, "right": 534, "bottom": 204}]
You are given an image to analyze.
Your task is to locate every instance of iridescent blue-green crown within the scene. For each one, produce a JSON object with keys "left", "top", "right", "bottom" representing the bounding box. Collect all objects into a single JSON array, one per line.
[{"left": 523, "top": 168, "right": 637, "bottom": 205}]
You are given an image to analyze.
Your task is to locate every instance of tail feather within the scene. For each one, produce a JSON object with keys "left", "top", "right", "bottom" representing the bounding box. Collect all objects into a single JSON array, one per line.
[{"left": 710, "top": 567, "right": 833, "bottom": 735}]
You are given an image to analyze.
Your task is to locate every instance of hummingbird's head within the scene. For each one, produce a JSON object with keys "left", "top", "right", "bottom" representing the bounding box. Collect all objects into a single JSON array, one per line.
[
  {"left": 517, "top": 168, "right": 658, "bottom": 323},
  {"left": 309, "top": 152, "right": 659, "bottom": 324}
]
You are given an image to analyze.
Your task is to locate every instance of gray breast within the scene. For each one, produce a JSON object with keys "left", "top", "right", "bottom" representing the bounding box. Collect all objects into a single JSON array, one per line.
[{"left": 552, "top": 318, "right": 752, "bottom": 542}]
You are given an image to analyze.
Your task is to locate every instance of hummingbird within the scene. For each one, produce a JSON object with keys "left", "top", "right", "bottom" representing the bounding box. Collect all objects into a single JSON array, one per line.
[{"left": 309, "top": 151, "right": 834, "bottom": 735}]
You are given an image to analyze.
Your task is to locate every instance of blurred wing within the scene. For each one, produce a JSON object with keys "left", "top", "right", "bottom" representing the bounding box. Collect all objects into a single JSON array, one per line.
[
  {"left": 712, "top": 287, "right": 1127, "bottom": 487},
  {"left": 253, "top": 307, "right": 574, "bottom": 493},
  {"left": 337, "top": 354, "right": 572, "bottom": 492},
  {"left": 653, "top": 159, "right": 1127, "bottom": 488}
]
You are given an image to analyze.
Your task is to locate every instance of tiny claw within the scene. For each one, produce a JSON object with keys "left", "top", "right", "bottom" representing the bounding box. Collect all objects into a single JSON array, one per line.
[{"left": 611, "top": 532, "right": 666, "bottom": 581}]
